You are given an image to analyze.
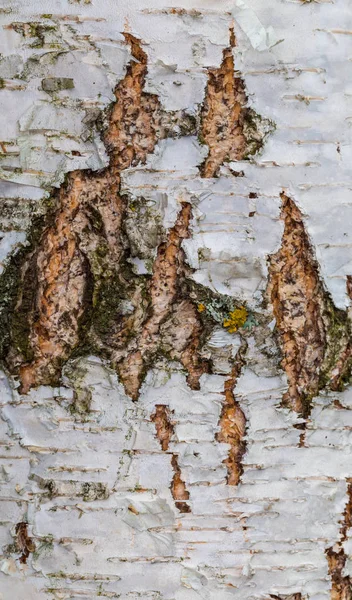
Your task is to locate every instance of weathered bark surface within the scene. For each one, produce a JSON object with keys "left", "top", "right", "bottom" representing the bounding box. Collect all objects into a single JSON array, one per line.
[
  {"left": 268, "top": 193, "right": 351, "bottom": 419},
  {"left": 0, "top": 2, "right": 351, "bottom": 600}
]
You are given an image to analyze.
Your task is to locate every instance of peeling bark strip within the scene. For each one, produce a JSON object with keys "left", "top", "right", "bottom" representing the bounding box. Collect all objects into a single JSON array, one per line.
[
  {"left": 268, "top": 193, "right": 350, "bottom": 419},
  {"left": 116, "top": 202, "right": 208, "bottom": 400},
  {"left": 200, "top": 28, "right": 273, "bottom": 178},
  {"left": 326, "top": 481, "right": 352, "bottom": 600},
  {"left": 217, "top": 345, "right": 247, "bottom": 485},
  {"left": 151, "top": 405, "right": 191, "bottom": 513},
  {"left": 15, "top": 522, "right": 35, "bottom": 564}
]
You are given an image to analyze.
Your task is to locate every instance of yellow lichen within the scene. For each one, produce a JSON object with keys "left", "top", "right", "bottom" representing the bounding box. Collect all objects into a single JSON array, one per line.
[
  {"left": 197, "top": 303, "right": 206, "bottom": 313},
  {"left": 223, "top": 307, "right": 247, "bottom": 333}
]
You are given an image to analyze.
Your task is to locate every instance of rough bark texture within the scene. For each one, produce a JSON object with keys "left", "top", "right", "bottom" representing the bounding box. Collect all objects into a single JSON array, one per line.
[
  {"left": 326, "top": 481, "right": 352, "bottom": 600},
  {"left": 200, "top": 28, "right": 273, "bottom": 178},
  {"left": 268, "top": 193, "right": 351, "bottom": 419},
  {"left": 0, "top": 2, "right": 352, "bottom": 600},
  {"left": 216, "top": 343, "right": 247, "bottom": 485},
  {"left": 151, "top": 404, "right": 191, "bottom": 513}
]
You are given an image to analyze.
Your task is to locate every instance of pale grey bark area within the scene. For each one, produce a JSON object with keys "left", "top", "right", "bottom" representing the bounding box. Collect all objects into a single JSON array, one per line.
[{"left": 0, "top": 1, "right": 352, "bottom": 599}]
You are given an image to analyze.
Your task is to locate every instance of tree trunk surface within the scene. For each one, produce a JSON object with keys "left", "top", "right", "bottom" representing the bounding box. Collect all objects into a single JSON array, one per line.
[{"left": 0, "top": 2, "right": 351, "bottom": 600}]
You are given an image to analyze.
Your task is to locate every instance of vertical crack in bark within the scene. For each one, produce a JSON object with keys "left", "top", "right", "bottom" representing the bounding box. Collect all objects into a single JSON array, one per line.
[
  {"left": 326, "top": 480, "right": 352, "bottom": 600},
  {"left": 268, "top": 193, "right": 350, "bottom": 419},
  {"left": 15, "top": 522, "right": 36, "bottom": 565},
  {"left": 115, "top": 202, "right": 209, "bottom": 400},
  {"left": 216, "top": 343, "right": 247, "bottom": 485},
  {"left": 151, "top": 404, "right": 174, "bottom": 452},
  {"left": 200, "top": 27, "right": 273, "bottom": 178},
  {"left": 151, "top": 404, "right": 191, "bottom": 513},
  {"left": 170, "top": 454, "right": 191, "bottom": 513}
]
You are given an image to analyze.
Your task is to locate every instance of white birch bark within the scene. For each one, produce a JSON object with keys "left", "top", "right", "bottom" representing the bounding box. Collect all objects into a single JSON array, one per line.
[{"left": 0, "top": 2, "right": 351, "bottom": 600}]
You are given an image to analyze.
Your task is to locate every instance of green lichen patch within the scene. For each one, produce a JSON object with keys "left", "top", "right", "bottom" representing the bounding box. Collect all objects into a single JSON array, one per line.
[
  {"left": 9, "top": 22, "right": 58, "bottom": 48},
  {"left": 242, "top": 109, "right": 276, "bottom": 159}
]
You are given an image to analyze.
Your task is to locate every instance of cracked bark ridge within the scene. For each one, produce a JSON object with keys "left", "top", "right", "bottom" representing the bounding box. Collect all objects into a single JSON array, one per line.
[
  {"left": 0, "top": 32, "right": 211, "bottom": 398},
  {"left": 217, "top": 344, "right": 247, "bottom": 485},
  {"left": 326, "top": 480, "right": 352, "bottom": 600},
  {"left": 115, "top": 202, "right": 209, "bottom": 400},
  {"left": 2, "top": 33, "right": 164, "bottom": 393},
  {"left": 268, "top": 193, "right": 350, "bottom": 419},
  {"left": 200, "top": 28, "right": 273, "bottom": 178},
  {"left": 151, "top": 404, "right": 191, "bottom": 513}
]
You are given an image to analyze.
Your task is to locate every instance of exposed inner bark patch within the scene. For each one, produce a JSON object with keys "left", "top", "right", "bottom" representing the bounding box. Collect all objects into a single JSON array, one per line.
[
  {"left": 216, "top": 343, "right": 247, "bottom": 485},
  {"left": 0, "top": 34, "right": 211, "bottom": 399},
  {"left": 151, "top": 404, "right": 174, "bottom": 452},
  {"left": 268, "top": 193, "right": 350, "bottom": 419},
  {"left": 0, "top": 28, "right": 268, "bottom": 401},
  {"left": 200, "top": 28, "right": 273, "bottom": 178},
  {"left": 326, "top": 480, "right": 352, "bottom": 600},
  {"left": 115, "top": 202, "right": 209, "bottom": 400},
  {"left": 151, "top": 404, "right": 191, "bottom": 513},
  {"left": 3, "top": 32, "right": 161, "bottom": 394},
  {"left": 171, "top": 454, "right": 191, "bottom": 514}
]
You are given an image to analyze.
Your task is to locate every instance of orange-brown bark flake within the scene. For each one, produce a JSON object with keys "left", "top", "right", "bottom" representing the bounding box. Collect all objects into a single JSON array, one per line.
[
  {"left": 268, "top": 193, "right": 326, "bottom": 417},
  {"left": 4, "top": 33, "right": 165, "bottom": 394},
  {"left": 15, "top": 522, "right": 36, "bottom": 565}
]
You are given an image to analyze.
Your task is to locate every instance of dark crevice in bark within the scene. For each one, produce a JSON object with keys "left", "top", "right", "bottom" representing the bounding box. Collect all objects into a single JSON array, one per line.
[
  {"left": 15, "top": 522, "right": 36, "bottom": 565},
  {"left": 268, "top": 192, "right": 351, "bottom": 420},
  {"left": 151, "top": 404, "right": 191, "bottom": 513},
  {"left": 216, "top": 342, "right": 247, "bottom": 485}
]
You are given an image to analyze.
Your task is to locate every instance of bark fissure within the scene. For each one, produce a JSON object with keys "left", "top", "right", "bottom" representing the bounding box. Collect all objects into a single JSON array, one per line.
[
  {"left": 0, "top": 34, "right": 210, "bottom": 399},
  {"left": 216, "top": 343, "right": 247, "bottom": 485},
  {"left": 115, "top": 202, "right": 209, "bottom": 400},
  {"left": 151, "top": 404, "right": 191, "bottom": 513},
  {"left": 326, "top": 481, "right": 352, "bottom": 600},
  {"left": 268, "top": 193, "right": 351, "bottom": 419},
  {"left": 15, "top": 522, "right": 36, "bottom": 565},
  {"left": 200, "top": 28, "right": 273, "bottom": 178}
]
